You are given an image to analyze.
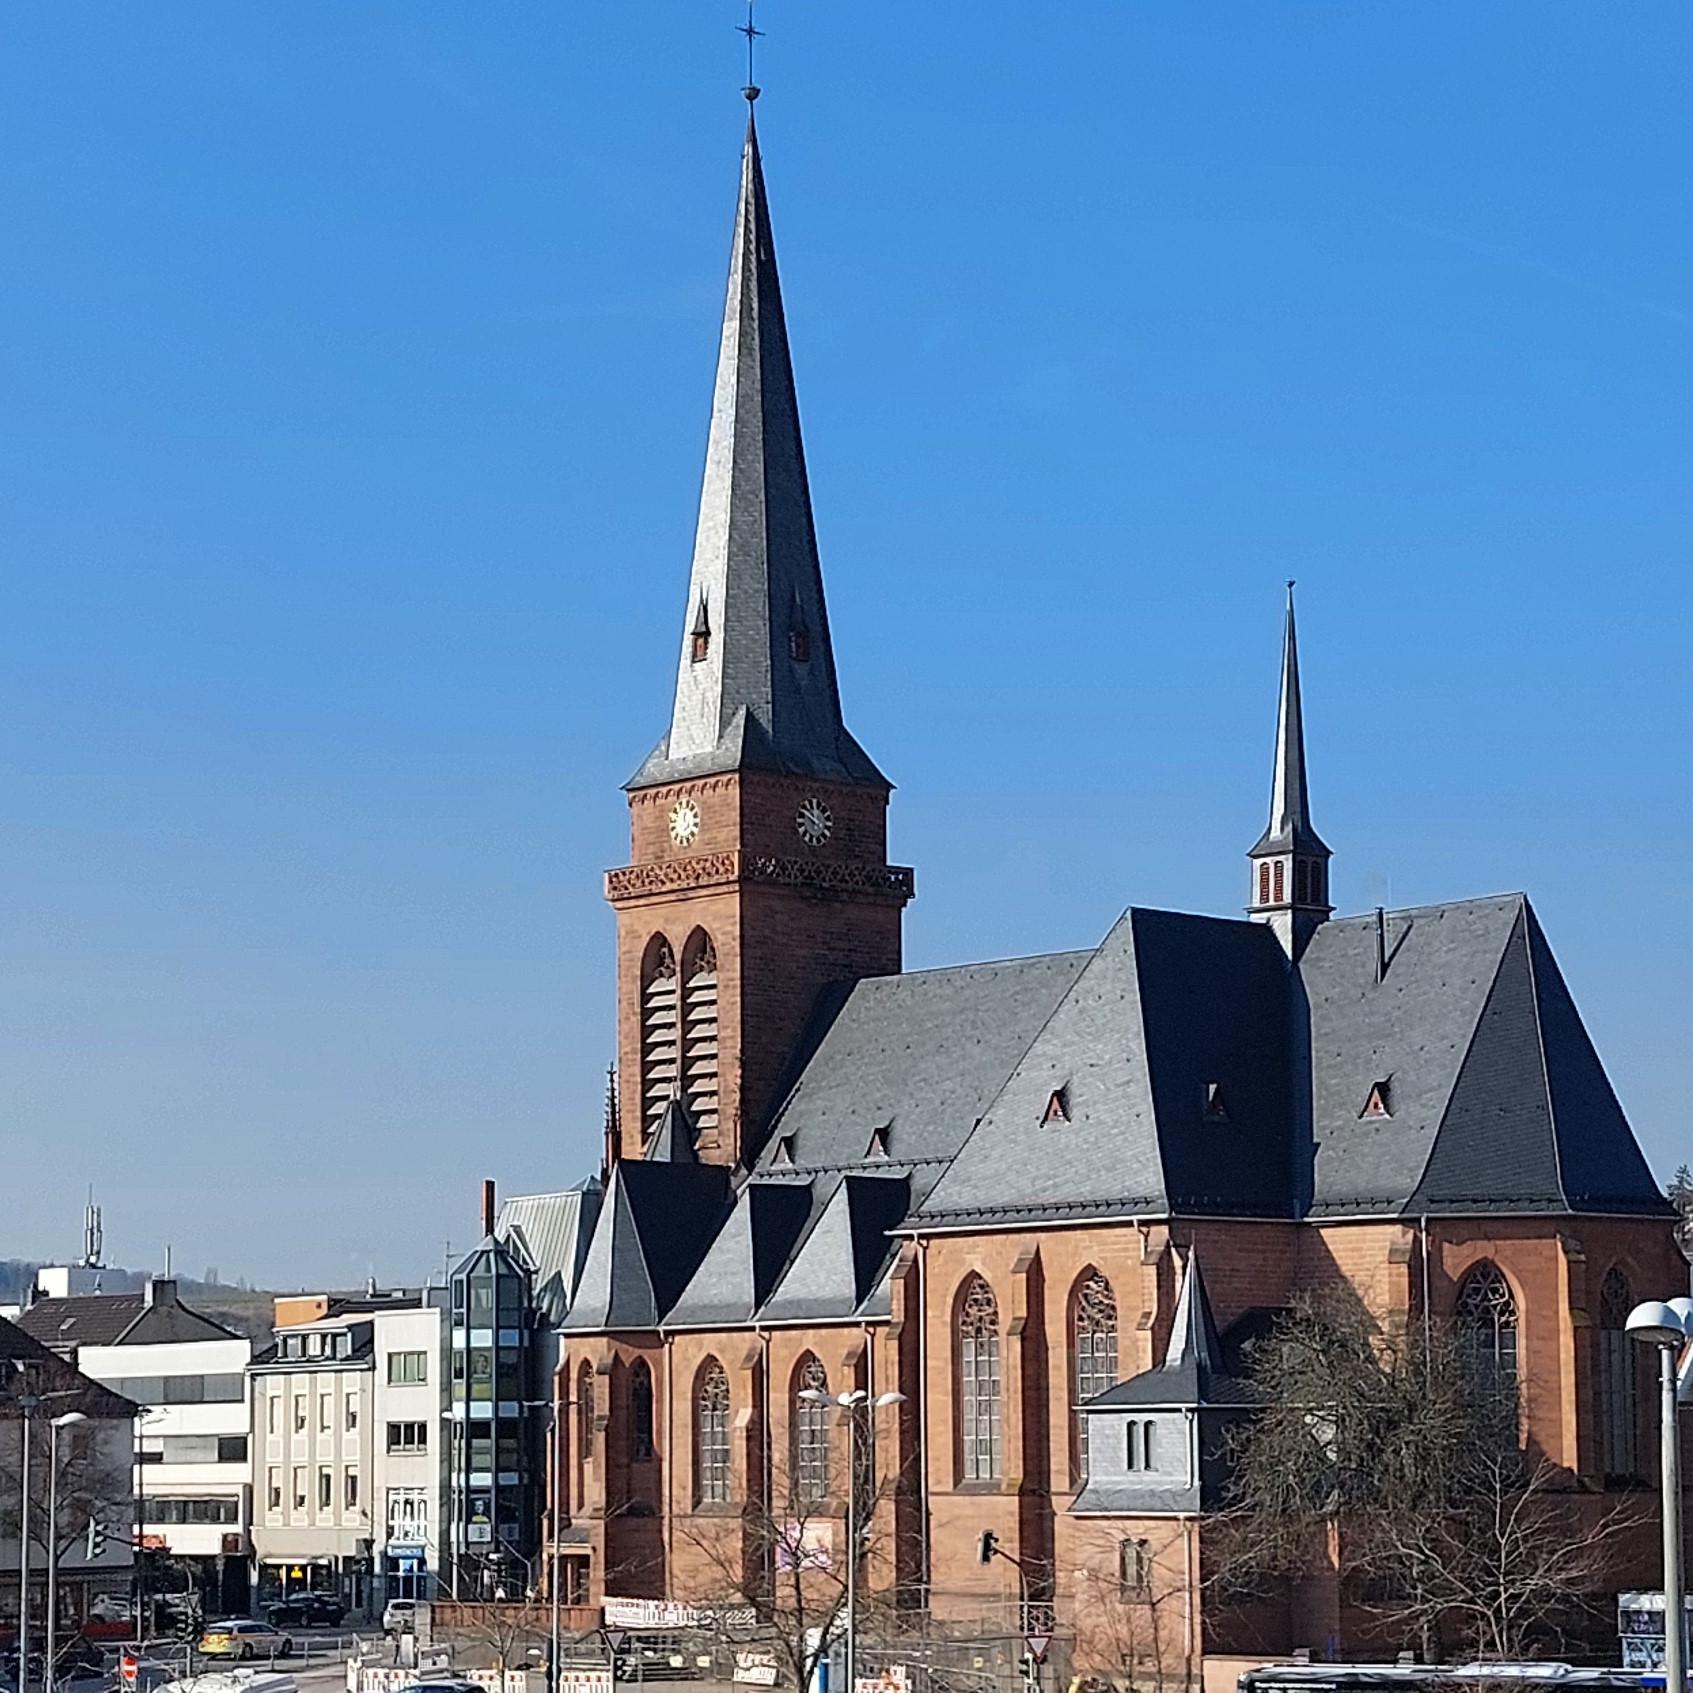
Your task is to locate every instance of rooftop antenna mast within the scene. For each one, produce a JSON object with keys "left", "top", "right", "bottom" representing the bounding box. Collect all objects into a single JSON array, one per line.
[
  {"left": 80, "top": 1186, "right": 105, "bottom": 1269},
  {"left": 739, "top": 0, "right": 764, "bottom": 101}
]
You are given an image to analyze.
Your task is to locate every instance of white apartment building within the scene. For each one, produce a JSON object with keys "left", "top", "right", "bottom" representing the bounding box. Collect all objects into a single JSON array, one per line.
[
  {"left": 249, "top": 1294, "right": 443, "bottom": 1614},
  {"left": 16, "top": 1278, "right": 252, "bottom": 1618}
]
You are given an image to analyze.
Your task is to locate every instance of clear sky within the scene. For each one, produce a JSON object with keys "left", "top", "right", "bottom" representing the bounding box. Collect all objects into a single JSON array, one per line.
[{"left": 3, "top": 4, "right": 1689, "bottom": 1289}]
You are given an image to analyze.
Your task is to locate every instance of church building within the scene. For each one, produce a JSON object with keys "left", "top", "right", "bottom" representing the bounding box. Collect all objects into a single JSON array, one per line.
[{"left": 555, "top": 94, "right": 1682, "bottom": 1673}]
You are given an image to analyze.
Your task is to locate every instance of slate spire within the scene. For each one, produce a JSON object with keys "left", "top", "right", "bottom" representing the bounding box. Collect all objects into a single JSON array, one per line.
[
  {"left": 629, "top": 104, "right": 887, "bottom": 790},
  {"left": 1249, "top": 584, "right": 1332, "bottom": 952}
]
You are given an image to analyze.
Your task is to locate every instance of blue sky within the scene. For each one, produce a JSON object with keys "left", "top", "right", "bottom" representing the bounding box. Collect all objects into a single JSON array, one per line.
[{"left": 2, "top": 4, "right": 1689, "bottom": 1287}]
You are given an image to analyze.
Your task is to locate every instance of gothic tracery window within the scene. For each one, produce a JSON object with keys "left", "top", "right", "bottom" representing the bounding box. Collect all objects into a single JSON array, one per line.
[
  {"left": 1456, "top": 1262, "right": 1519, "bottom": 1413},
  {"left": 640, "top": 938, "right": 680, "bottom": 1139},
  {"left": 1599, "top": 1267, "right": 1641, "bottom": 1480},
  {"left": 681, "top": 931, "right": 720, "bottom": 1136},
  {"left": 629, "top": 1359, "right": 655, "bottom": 1464},
  {"left": 957, "top": 1277, "right": 1002, "bottom": 1483},
  {"left": 793, "top": 1354, "right": 831, "bottom": 1507},
  {"left": 695, "top": 1360, "right": 731, "bottom": 1505},
  {"left": 1072, "top": 1270, "right": 1118, "bottom": 1480}
]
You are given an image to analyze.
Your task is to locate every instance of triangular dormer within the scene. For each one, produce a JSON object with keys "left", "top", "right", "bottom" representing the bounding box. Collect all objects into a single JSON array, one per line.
[
  {"left": 1360, "top": 1079, "right": 1393, "bottom": 1120},
  {"left": 1203, "top": 1082, "right": 1229, "bottom": 1123},
  {"left": 1043, "top": 1086, "right": 1071, "bottom": 1126},
  {"left": 865, "top": 1124, "right": 891, "bottom": 1159}
]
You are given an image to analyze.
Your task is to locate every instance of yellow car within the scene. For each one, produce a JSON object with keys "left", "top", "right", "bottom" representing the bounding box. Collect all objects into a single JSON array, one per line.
[{"left": 198, "top": 1620, "right": 295, "bottom": 1660}]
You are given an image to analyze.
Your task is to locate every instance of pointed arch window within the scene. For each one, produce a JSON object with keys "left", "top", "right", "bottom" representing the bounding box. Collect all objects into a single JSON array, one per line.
[
  {"left": 789, "top": 625, "right": 811, "bottom": 663},
  {"left": 792, "top": 1355, "right": 831, "bottom": 1507},
  {"left": 1295, "top": 860, "right": 1310, "bottom": 904},
  {"left": 1257, "top": 862, "right": 1270, "bottom": 906},
  {"left": 1456, "top": 1263, "right": 1519, "bottom": 1412},
  {"left": 695, "top": 1360, "right": 731, "bottom": 1505},
  {"left": 681, "top": 932, "right": 720, "bottom": 1136},
  {"left": 1272, "top": 860, "right": 1285, "bottom": 903},
  {"left": 640, "top": 939, "right": 680, "bottom": 1140},
  {"left": 629, "top": 1360, "right": 655, "bottom": 1464},
  {"left": 575, "top": 1361, "right": 594, "bottom": 1510},
  {"left": 957, "top": 1277, "right": 1003, "bottom": 1482},
  {"left": 1071, "top": 1270, "right": 1118, "bottom": 1480},
  {"left": 1599, "top": 1268, "right": 1641, "bottom": 1480}
]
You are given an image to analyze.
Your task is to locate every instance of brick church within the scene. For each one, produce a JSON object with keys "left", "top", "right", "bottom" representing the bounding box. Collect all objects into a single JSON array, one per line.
[{"left": 554, "top": 95, "right": 1684, "bottom": 1673}]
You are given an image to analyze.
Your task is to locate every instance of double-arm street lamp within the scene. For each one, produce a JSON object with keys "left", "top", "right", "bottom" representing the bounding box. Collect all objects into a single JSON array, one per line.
[
  {"left": 796, "top": 1387, "right": 904, "bottom": 1693},
  {"left": 1626, "top": 1295, "right": 1693, "bottom": 1693}
]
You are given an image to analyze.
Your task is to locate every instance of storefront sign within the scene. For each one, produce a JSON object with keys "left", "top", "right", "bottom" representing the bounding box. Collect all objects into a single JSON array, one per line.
[
  {"left": 556, "top": 1674, "right": 612, "bottom": 1693},
  {"left": 733, "top": 1651, "right": 778, "bottom": 1686}
]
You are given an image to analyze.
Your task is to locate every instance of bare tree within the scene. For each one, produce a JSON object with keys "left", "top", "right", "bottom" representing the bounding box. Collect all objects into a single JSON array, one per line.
[
  {"left": 1669, "top": 1166, "right": 1693, "bottom": 1258},
  {"left": 1068, "top": 1537, "right": 1196, "bottom": 1693},
  {"left": 1213, "top": 1293, "right": 1644, "bottom": 1661},
  {"left": 675, "top": 1451, "right": 895, "bottom": 1693},
  {"left": 0, "top": 1410, "right": 132, "bottom": 1564}
]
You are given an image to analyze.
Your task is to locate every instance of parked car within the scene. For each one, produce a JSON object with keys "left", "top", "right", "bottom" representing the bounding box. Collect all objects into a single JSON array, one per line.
[
  {"left": 264, "top": 1596, "right": 345, "bottom": 1628},
  {"left": 381, "top": 1600, "right": 417, "bottom": 1636},
  {"left": 197, "top": 1621, "right": 295, "bottom": 1661}
]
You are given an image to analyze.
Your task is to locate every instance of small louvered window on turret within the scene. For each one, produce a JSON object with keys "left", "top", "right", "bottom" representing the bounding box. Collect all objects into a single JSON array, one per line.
[
  {"left": 1203, "top": 1082, "right": 1229, "bottom": 1123},
  {"left": 790, "top": 625, "right": 810, "bottom": 663},
  {"left": 690, "top": 596, "right": 711, "bottom": 663}
]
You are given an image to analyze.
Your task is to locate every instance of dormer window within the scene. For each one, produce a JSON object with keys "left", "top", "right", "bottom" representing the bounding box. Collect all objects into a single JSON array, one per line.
[
  {"left": 690, "top": 597, "right": 711, "bottom": 663},
  {"left": 775, "top": 1135, "right": 797, "bottom": 1167},
  {"left": 1361, "top": 1079, "right": 1393, "bottom": 1120},
  {"left": 789, "top": 625, "right": 811, "bottom": 663},
  {"left": 1203, "top": 1082, "right": 1229, "bottom": 1123},
  {"left": 865, "top": 1124, "right": 890, "bottom": 1159},
  {"left": 1043, "top": 1086, "right": 1070, "bottom": 1126}
]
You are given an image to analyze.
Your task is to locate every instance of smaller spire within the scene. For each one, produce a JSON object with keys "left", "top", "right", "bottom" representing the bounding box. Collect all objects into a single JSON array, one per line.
[
  {"left": 1163, "top": 1249, "right": 1224, "bottom": 1375},
  {"left": 1254, "top": 582, "right": 1328, "bottom": 859},
  {"left": 1248, "top": 584, "right": 1332, "bottom": 952}
]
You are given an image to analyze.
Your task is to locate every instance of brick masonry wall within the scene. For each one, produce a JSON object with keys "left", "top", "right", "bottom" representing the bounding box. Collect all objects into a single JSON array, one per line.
[{"left": 610, "top": 772, "right": 906, "bottom": 1166}]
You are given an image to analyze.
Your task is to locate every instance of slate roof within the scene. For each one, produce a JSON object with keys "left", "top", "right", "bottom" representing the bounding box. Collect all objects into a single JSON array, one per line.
[
  {"left": 629, "top": 109, "right": 886, "bottom": 794},
  {"left": 755, "top": 950, "right": 1093, "bottom": 1182},
  {"left": 562, "top": 1160, "right": 735, "bottom": 1332},
  {"left": 572, "top": 894, "right": 1666, "bottom": 1333},
  {"left": 915, "top": 910, "right": 1291, "bottom": 1228},
  {"left": 1300, "top": 895, "right": 1668, "bottom": 1218},
  {"left": 16, "top": 1288, "right": 238, "bottom": 1352}
]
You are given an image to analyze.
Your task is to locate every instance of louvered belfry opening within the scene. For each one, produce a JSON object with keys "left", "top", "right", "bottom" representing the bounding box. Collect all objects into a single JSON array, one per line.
[
  {"left": 641, "top": 937, "right": 680, "bottom": 1140},
  {"left": 681, "top": 929, "right": 721, "bottom": 1136}
]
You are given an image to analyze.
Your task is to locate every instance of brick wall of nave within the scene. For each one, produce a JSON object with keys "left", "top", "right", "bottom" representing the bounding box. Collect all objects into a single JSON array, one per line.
[
  {"left": 560, "top": 1323, "right": 917, "bottom": 1608},
  {"left": 556, "top": 1208, "right": 1686, "bottom": 1646}
]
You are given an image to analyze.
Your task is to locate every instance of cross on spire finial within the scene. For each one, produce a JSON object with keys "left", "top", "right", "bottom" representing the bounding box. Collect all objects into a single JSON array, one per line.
[{"left": 738, "top": 0, "right": 763, "bottom": 102}]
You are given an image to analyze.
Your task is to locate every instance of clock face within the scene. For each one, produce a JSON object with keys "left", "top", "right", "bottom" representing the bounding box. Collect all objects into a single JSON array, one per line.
[
  {"left": 668, "top": 797, "right": 701, "bottom": 847},
  {"left": 796, "top": 796, "right": 833, "bottom": 846}
]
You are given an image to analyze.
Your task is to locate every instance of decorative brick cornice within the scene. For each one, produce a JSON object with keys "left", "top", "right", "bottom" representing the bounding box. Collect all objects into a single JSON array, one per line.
[{"left": 605, "top": 851, "right": 914, "bottom": 906}]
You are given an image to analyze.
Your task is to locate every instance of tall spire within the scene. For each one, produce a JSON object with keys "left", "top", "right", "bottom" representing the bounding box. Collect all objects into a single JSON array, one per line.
[
  {"left": 1248, "top": 584, "right": 1332, "bottom": 951},
  {"left": 629, "top": 106, "right": 886, "bottom": 791}
]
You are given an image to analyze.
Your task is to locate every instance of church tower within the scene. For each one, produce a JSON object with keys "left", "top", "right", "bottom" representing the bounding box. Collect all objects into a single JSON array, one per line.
[
  {"left": 1247, "top": 584, "right": 1331, "bottom": 954},
  {"left": 605, "top": 98, "right": 912, "bottom": 1169}
]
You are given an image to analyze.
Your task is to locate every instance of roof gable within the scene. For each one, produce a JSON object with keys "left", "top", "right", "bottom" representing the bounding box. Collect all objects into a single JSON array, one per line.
[
  {"left": 917, "top": 910, "right": 1290, "bottom": 1227},
  {"left": 665, "top": 1179, "right": 817, "bottom": 1328}
]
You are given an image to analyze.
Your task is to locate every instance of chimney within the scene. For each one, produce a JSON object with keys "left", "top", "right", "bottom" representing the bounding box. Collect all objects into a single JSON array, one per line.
[
  {"left": 480, "top": 1179, "right": 497, "bottom": 1239},
  {"left": 146, "top": 1277, "right": 178, "bottom": 1309}
]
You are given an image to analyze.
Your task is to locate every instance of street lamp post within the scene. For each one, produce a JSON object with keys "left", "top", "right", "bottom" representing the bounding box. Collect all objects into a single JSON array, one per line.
[
  {"left": 16, "top": 1378, "right": 42, "bottom": 1693},
  {"left": 798, "top": 1387, "right": 903, "bottom": 1693},
  {"left": 43, "top": 1413, "right": 88, "bottom": 1693},
  {"left": 1627, "top": 1299, "right": 1692, "bottom": 1693}
]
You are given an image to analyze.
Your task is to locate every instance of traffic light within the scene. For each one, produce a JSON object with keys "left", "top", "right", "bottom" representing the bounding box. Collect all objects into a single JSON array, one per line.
[
  {"left": 978, "top": 1530, "right": 998, "bottom": 1566},
  {"left": 86, "top": 1517, "right": 108, "bottom": 1560}
]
